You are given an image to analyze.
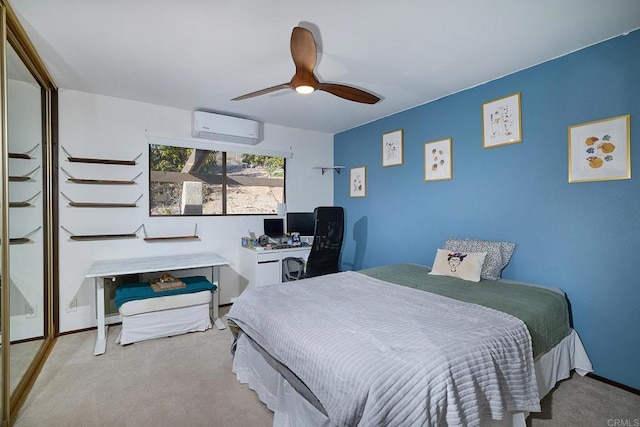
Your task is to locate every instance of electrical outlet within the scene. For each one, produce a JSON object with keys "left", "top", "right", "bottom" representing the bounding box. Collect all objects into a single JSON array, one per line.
[
  {"left": 26, "top": 303, "right": 37, "bottom": 319},
  {"left": 67, "top": 298, "right": 78, "bottom": 313}
]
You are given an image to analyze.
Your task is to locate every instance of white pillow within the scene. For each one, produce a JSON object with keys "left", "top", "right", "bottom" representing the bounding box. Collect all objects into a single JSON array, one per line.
[
  {"left": 443, "top": 238, "right": 515, "bottom": 280},
  {"left": 428, "top": 248, "right": 487, "bottom": 282}
]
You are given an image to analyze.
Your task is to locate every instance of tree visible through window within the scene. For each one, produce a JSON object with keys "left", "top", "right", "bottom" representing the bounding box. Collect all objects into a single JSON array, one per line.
[{"left": 149, "top": 144, "right": 285, "bottom": 216}]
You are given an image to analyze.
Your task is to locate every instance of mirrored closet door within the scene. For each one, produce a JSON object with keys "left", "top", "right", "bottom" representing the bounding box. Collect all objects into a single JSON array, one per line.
[
  {"left": 1, "top": 2, "right": 58, "bottom": 425},
  {"left": 6, "top": 38, "right": 45, "bottom": 396}
]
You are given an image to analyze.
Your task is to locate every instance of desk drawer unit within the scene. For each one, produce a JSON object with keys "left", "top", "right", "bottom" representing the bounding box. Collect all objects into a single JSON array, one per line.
[
  {"left": 240, "top": 247, "right": 311, "bottom": 289},
  {"left": 255, "top": 255, "right": 280, "bottom": 287}
]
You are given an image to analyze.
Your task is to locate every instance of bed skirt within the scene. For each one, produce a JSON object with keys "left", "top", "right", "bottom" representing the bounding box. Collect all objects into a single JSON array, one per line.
[
  {"left": 232, "top": 329, "right": 592, "bottom": 427},
  {"left": 116, "top": 290, "right": 213, "bottom": 345}
]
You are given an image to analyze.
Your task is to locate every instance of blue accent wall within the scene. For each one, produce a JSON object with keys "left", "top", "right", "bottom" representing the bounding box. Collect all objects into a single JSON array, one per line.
[{"left": 334, "top": 30, "right": 640, "bottom": 389}]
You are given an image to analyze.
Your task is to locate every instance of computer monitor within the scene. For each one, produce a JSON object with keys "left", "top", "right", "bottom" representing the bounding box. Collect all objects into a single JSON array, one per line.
[
  {"left": 263, "top": 218, "right": 285, "bottom": 237},
  {"left": 286, "top": 212, "right": 315, "bottom": 236}
]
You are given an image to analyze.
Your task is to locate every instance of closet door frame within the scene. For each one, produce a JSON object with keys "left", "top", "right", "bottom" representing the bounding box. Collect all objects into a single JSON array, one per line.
[{"left": 0, "top": 1, "right": 58, "bottom": 424}]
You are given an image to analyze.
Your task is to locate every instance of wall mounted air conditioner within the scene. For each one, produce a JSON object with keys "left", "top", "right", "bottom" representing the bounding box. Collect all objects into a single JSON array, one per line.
[{"left": 192, "top": 111, "right": 263, "bottom": 145}]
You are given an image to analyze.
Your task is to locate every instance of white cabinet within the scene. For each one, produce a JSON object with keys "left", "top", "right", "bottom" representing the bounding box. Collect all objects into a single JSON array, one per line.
[
  {"left": 240, "top": 247, "right": 311, "bottom": 289},
  {"left": 254, "top": 252, "right": 281, "bottom": 287}
]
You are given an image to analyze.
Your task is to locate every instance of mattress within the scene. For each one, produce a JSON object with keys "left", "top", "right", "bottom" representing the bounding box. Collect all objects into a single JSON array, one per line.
[
  {"left": 229, "top": 270, "right": 541, "bottom": 425},
  {"left": 360, "top": 263, "right": 571, "bottom": 357},
  {"left": 232, "top": 328, "right": 592, "bottom": 427},
  {"left": 228, "top": 263, "right": 591, "bottom": 426}
]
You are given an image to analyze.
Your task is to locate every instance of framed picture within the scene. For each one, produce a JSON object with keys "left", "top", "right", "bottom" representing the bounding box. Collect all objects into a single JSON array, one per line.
[
  {"left": 382, "top": 129, "right": 403, "bottom": 167},
  {"left": 424, "top": 138, "right": 452, "bottom": 181},
  {"left": 568, "top": 114, "right": 631, "bottom": 183},
  {"left": 482, "top": 92, "right": 522, "bottom": 148},
  {"left": 350, "top": 166, "right": 366, "bottom": 197}
]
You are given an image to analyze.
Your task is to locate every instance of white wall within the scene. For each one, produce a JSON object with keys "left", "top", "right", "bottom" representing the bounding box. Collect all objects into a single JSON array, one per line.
[{"left": 58, "top": 90, "right": 334, "bottom": 333}]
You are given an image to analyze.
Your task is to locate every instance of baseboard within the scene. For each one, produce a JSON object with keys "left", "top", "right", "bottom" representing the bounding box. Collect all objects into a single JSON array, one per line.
[
  {"left": 587, "top": 373, "right": 640, "bottom": 395},
  {"left": 58, "top": 323, "right": 121, "bottom": 337}
]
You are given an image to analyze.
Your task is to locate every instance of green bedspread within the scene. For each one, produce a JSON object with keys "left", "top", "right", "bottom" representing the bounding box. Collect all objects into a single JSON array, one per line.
[{"left": 359, "top": 264, "right": 570, "bottom": 358}]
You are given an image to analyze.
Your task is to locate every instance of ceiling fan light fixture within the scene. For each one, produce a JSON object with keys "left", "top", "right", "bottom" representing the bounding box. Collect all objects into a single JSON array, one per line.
[
  {"left": 295, "top": 85, "right": 315, "bottom": 95},
  {"left": 232, "top": 26, "right": 380, "bottom": 104}
]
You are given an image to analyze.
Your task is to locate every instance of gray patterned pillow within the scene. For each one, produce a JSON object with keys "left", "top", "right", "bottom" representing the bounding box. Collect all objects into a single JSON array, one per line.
[{"left": 442, "top": 238, "right": 515, "bottom": 280}]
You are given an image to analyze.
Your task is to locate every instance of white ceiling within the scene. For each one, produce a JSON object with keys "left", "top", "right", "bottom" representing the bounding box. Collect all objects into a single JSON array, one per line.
[{"left": 9, "top": 0, "right": 640, "bottom": 134}]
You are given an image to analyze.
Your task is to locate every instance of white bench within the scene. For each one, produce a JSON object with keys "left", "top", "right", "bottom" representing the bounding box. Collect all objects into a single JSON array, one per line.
[{"left": 115, "top": 276, "right": 215, "bottom": 345}]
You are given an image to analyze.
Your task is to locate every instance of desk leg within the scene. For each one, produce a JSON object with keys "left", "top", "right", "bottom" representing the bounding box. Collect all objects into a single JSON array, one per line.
[
  {"left": 211, "top": 265, "right": 226, "bottom": 330},
  {"left": 213, "top": 289, "right": 225, "bottom": 330},
  {"left": 94, "top": 277, "right": 108, "bottom": 355}
]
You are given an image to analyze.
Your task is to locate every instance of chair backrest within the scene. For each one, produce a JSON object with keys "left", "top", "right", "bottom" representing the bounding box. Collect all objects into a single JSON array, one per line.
[{"left": 305, "top": 206, "right": 345, "bottom": 278}]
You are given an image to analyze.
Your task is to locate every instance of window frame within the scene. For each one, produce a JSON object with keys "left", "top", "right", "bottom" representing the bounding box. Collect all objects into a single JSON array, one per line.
[{"left": 148, "top": 143, "right": 287, "bottom": 217}]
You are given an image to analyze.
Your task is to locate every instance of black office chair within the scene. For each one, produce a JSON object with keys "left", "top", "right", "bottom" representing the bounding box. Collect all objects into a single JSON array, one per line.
[{"left": 282, "top": 206, "right": 345, "bottom": 280}]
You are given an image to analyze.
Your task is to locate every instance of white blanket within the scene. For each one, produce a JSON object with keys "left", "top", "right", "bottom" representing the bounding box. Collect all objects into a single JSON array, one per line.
[{"left": 228, "top": 271, "right": 540, "bottom": 426}]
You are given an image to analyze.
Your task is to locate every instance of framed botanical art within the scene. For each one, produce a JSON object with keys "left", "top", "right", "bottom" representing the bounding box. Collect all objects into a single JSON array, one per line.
[
  {"left": 424, "top": 138, "right": 452, "bottom": 181},
  {"left": 350, "top": 166, "right": 366, "bottom": 197},
  {"left": 482, "top": 92, "right": 522, "bottom": 148},
  {"left": 382, "top": 129, "right": 403, "bottom": 167},
  {"left": 568, "top": 114, "right": 631, "bottom": 183}
]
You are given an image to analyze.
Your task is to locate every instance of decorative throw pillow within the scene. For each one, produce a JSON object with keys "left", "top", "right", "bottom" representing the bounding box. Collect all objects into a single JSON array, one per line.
[
  {"left": 428, "top": 248, "right": 487, "bottom": 282},
  {"left": 443, "top": 238, "right": 516, "bottom": 280}
]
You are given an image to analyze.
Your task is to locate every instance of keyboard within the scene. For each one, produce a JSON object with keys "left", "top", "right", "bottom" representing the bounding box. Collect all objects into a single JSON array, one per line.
[{"left": 272, "top": 244, "right": 294, "bottom": 249}]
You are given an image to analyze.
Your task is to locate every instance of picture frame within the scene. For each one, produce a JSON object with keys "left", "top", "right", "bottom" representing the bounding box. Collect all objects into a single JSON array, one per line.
[
  {"left": 382, "top": 129, "right": 403, "bottom": 167},
  {"left": 350, "top": 166, "right": 366, "bottom": 198},
  {"left": 482, "top": 92, "right": 522, "bottom": 148},
  {"left": 424, "top": 138, "right": 452, "bottom": 181},
  {"left": 568, "top": 114, "right": 631, "bottom": 183}
]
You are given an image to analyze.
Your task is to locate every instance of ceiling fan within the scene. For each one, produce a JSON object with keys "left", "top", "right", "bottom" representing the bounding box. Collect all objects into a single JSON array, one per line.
[{"left": 232, "top": 26, "right": 380, "bottom": 104}]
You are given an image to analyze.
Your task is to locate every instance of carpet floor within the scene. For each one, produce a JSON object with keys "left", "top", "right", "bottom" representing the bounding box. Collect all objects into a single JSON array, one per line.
[{"left": 13, "top": 309, "right": 640, "bottom": 426}]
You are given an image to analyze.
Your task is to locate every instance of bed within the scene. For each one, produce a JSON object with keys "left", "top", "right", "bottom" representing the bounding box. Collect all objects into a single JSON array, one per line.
[{"left": 227, "top": 262, "right": 592, "bottom": 426}]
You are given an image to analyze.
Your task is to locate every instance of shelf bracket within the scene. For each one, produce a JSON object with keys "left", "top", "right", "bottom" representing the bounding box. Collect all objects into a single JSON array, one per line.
[{"left": 313, "top": 166, "right": 345, "bottom": 175}]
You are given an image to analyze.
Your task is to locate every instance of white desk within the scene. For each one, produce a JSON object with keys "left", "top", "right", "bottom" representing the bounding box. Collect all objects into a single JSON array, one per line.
[
  {"left": 86, "top": 251, "right": 230, "bottom": 355},
  {"left": 239, "top": 246, "right": 311, "bottom": 288}
]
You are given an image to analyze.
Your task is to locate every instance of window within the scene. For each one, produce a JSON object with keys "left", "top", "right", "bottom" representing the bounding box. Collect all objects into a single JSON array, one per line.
[{"left": 149, "top": 144, "right": 285, "bottom": 216}]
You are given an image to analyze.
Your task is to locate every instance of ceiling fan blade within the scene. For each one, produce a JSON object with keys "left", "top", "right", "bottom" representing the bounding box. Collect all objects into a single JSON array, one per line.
[
  {"left": 231, "top": 83, "right": 292, "bottom": 101},
  {"left": 317, "top": 83, "right": 380, "bottom": 104},
  {"left": 290, "top": 27, "right": 317, "bottom": 73},
  {"left": 233, "top": 26, "right": 382, "bottom": 104}
]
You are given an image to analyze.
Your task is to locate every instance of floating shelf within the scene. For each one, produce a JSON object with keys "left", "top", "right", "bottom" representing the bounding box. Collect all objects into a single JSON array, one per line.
[
  {"left": 142, "top": 224, "right": 199, "bottom": 242},
  {"left": 61, "top": 225, "right": 142, "bottom": 241},
  {"left": 9, "top": 144, "right": 39, "bottom": 160},
  {"left": 62, "top": 147, "right": 141, "bottom": 166},
  {"left": 8, "top": 238, "right": 30, "bottom": 245},
  {"left": 61, "top": 168, "right": 142, "bottom": 185},
  {"left": 10, "top": 201, "right": 30, "bottom": 208},
  {"left": 313, "top": 166, "right": 345, "bottom": 175},
  {"left": 68, "top": 233, "right": 138, "bottom": 241},
  {"left": 62, "top": 193, "right": 142, "bottom": 208},
  {"left": 9, "top": 191, "right": 41, "bottom": 208},
  {"left": 144, "top": 235, "right": 199, "bottom": 242},
  {"left": 2, "top": 226, "right": 42, "bottom": 245},
  {"left": 9, "top": 166, "right": 40, "bottom": 182},
  {"left": 68, "top": 202, "right": 138, "bottom": 208},
  {"left": 68, "top": 177, "right": 139, "bottom": 185}
]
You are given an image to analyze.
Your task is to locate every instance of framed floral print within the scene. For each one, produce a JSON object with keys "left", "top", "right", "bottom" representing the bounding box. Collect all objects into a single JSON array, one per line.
[
  {"left": 382, "top": 129, "right": 403, "bottom": 167},
  {"left": 568, "top": 114, "right": 631, "bottom": 183},
  {"left": 424, "top": 138, "right": 452, "bottom": 181},
  {"left": 482, "top": 92, "right": 522, "bottom": 148},
  {"left": 350, "top": 166, "right": 366, "bottom": 197}
]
